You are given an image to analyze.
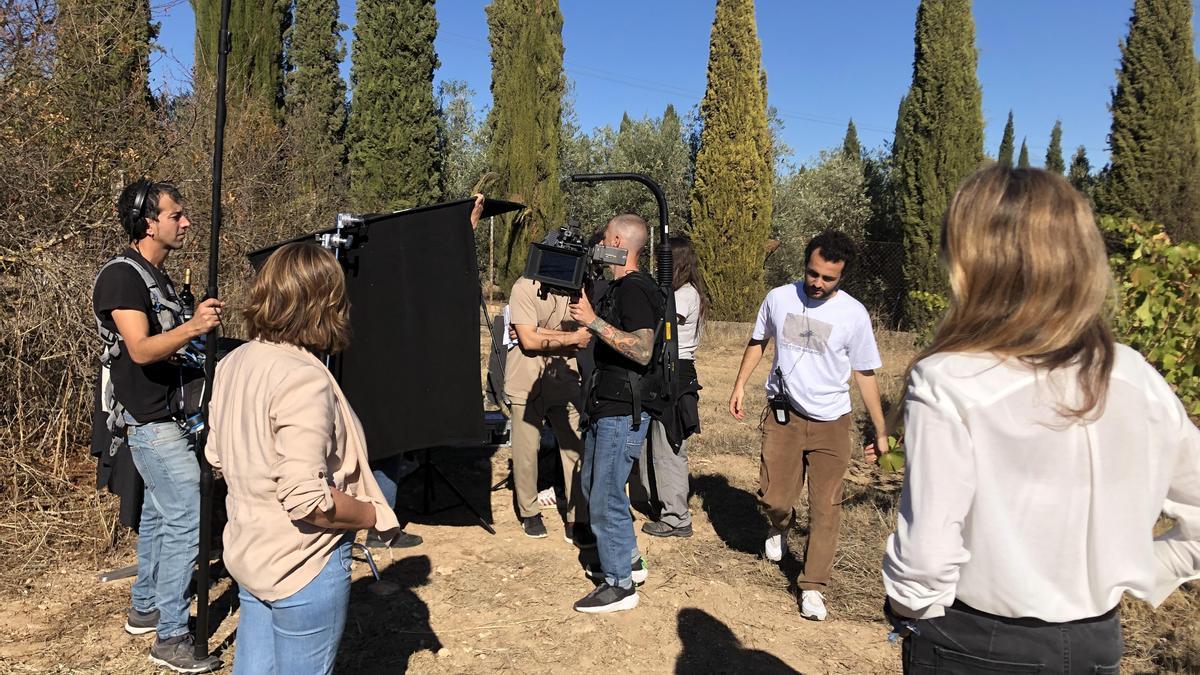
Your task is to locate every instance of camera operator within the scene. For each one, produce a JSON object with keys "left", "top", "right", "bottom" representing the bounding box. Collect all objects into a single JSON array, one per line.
[
  {"left": 568, "top": 213, "right": 660, "bottom": 614},
  {"left": 505, "top": 272, "right": 594, "bottom": 543},
  {"left": 92, "top": 179, "right": 222, "bottom": 672}
]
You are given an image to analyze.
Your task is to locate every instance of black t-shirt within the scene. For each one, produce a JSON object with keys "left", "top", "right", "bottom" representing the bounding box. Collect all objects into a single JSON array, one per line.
[
  {"left": 92, "top": 248, "right": 183, "bottom": 422},
  {"left": 575, "top": 276, "right": 610, "bottom": 396},
  {"left": 589, "top": 272, "right": 660, "bottom": 419}
]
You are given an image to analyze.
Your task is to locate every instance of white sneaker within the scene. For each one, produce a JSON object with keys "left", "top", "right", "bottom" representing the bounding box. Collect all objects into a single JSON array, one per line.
[
  {"left": 536, "top": 487, "right": 558, "bottom": 509},
  {"left": 763, "top": 528, "right": 784, "bottom": 562},
  {"left": 800, "top": 590, "right": 828, "bottom": 621}
]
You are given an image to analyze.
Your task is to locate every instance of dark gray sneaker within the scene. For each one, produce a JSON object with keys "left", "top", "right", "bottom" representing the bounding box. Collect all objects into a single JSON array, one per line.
[
  {"left": 148, "top": 634, "right": 220, "bottom": 673},
  {"left": 573, "top": 581, "right": 639, "bottom": 613},
  {"left": 522, "top": 514, "right": 548, "bottom": 538},
  {"left": 124, "top": 607, "right": 159, "bottom": 635},
  {"left": 366, "top": 529, "right": 423, "bottom": 548},
  {"left": 642, "top": 520, "right": 693, "bottom": 538}
]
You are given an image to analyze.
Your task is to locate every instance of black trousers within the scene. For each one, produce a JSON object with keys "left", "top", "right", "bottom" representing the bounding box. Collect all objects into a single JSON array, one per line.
[{"left": 903, "top": 601, "right": 1122, "bottom": 674}]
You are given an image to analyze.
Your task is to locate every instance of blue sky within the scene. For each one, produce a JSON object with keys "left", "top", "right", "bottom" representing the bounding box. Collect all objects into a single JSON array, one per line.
[{"left": 149, "top": 1, "right": 1200, "bottom": 169}]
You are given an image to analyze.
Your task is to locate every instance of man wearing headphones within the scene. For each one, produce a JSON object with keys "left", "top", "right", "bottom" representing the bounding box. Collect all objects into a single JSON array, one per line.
[
  {"left": 729, "top": 229, "right": 886, "bottom": 623},
  {"left": 93, "top": 179, "right": 222, "bottom": 673}
]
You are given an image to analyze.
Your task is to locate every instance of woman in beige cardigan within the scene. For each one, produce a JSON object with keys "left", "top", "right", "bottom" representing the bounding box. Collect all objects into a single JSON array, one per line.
[{"left": 207, "top": 243, "right": 399, "bottom": 675}]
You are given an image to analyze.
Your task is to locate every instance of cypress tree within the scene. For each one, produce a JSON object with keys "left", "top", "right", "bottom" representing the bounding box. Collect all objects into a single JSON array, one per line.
[
  {"left": 52, "top": 0, "right": 156, "bottom": 206},
  {"left": 1097, "top": 0, "right": 1200, "bottom": 241},
  {"left": 285, "top": 0, "right": 348, "bottom": 217},
  {"left": 998, "top": 110, "right": 1015, "bottom": 166},
  {"left": 57, "top": 0, "right": 154, "bottom": 112},
  {"left": 1017, "top": 138, "right": 1030, "bottom": 168},
  {"left": 1068, "top": 145, "right": 1092, "bottom": 193},
  {"left": 347, "top": 0, "right": 442, "bottom": 212},
  {"left": 486, "top": 0, "right": 566, "bottom": 289},
  {"left": 893, "top": 0, "right": 984, "bottom": 327},
  {"left": 1045, "top": 120, "right": 1065, "bottom": 174},
  {"left": 193, "top": 0, "right": 290, "bottom": 109},
  {"left": 842, "top": 119, "right": 862, "bottom": 161},
  {"left": 690, "top": 0, "right": 773, "bottom": 321}
]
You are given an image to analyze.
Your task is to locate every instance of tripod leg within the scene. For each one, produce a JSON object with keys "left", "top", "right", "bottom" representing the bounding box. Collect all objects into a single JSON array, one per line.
[
  {"left": 422, "top": 452, "right": 435, "bottom": 515},
  {"left": 490, "top": 458, "right": 513, "bottom": 492},
  {"left": 429, "top": 462, "right": 496, "bottom": 535}
]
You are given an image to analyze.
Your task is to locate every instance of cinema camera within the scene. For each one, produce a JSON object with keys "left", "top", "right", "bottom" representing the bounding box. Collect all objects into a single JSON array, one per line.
[{"left": 524, "top": 223, "right": 627, "bottom": 296}]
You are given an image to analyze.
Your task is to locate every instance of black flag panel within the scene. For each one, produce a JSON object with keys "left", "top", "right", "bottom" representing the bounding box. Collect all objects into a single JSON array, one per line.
[{"left": 248, "top": 198, "right": 522, "bottom": 459}]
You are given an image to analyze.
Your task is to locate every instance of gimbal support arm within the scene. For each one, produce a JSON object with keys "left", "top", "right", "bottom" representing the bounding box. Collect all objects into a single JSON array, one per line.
[
  {"left": 569, "top": 173, "right": 672, "bottom": 290},
  {"left": 569, "top": 172, "right": 679, "bottom": 382}
]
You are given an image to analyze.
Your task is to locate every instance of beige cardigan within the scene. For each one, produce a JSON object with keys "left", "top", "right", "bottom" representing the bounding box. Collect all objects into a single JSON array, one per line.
[{"left": 206, "top": 340, "right": 399, "bottom": 601}]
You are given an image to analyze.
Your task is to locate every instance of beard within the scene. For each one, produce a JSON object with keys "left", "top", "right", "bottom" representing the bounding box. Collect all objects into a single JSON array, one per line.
[{"left": 805, "top": 282, "right": 837, "bottom": 299}]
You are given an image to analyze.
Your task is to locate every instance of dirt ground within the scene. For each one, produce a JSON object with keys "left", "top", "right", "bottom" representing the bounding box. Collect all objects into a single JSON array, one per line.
[
  {"left": 0, "top": 448, "right": 902, "bottom": 675},
  {"left": 0, "top": 320, "right": 1195, "bottom": 673}
]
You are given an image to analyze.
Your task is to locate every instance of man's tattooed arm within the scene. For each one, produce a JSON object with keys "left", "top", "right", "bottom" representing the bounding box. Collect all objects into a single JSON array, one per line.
[{"left": 587, "top": 317, "right": 654, "bottom": 366}]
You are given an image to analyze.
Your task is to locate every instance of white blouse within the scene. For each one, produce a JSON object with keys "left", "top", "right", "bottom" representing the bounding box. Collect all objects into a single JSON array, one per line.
[
  {"left": 883, "top": 344, "right": 1200, "bottom": 622},
  {"left": 675, "top": 283, "right": 701, "bottom": 361}
]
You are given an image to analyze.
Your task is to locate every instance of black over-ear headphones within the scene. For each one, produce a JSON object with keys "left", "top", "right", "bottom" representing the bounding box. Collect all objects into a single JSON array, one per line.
[{"left": 129, "top": 179, "right": 152, "bottom": 223}]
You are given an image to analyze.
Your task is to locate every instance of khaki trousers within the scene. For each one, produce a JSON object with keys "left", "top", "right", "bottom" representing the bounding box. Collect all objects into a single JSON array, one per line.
[
  {"left": 757, "top": 409, "right": 852, "bottom": 590},
  {"left": 510, "top": 399, "right": 587, "bottom": 522}
]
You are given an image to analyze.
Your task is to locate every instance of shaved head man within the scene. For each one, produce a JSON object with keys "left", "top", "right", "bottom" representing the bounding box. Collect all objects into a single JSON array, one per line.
[{"left": 567, "top": 213, "right": 661, "bottom": 614}]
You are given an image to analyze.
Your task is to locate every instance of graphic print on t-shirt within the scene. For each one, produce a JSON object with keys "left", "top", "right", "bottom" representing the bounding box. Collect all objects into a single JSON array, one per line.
[{"left": 780, "top": 312, "right": 833, "bottom": 355}]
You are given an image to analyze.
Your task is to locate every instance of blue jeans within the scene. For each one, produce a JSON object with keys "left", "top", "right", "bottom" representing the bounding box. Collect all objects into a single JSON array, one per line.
[
  {"left": 233, "top": 538, "right": 352, "bottom": 675},
  {"left": 372, "top": 453, "right": 417, "bottom": 510},
  {"left": 581, "top": 413, "right": 650, "bottom": 587},
  {"left": 126, "top": 418, "right": 200, "bottom": 640}
]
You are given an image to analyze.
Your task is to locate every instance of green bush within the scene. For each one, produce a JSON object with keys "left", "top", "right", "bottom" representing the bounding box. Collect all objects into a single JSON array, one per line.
[
  {"left": 899, "top": 217, "right": 1199, "bottom": 416},
  {"left": 907, "top": 289, "right": 948, "bottom": 344},
  {"left": 1104, "top": 216, "right": 1200, "bottom": 415}
]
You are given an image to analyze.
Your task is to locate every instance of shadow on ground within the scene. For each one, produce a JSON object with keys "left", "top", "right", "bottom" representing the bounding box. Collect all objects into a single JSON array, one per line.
[
  {"left": 692, "top": 472, "right": 765, "bottom": 555},
  {"left": 676, "top": 608, "right": 799, "bottom": 674},
  {"left": 692, "top": 471, "right": 810, "bottom": 597},
  {"left": 335, "top": 554, "right": 440, "bottom": 673}
]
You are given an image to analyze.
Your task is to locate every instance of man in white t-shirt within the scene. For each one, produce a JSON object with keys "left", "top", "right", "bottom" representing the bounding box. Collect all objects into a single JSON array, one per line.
[{"left": 729, "top": 230, "right": 887, "bottom": 622}]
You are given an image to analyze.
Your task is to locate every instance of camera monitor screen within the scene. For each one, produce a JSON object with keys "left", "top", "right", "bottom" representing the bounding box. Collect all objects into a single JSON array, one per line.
[{"left": 527, "top": 243, "right": 586, "bottom": 290}]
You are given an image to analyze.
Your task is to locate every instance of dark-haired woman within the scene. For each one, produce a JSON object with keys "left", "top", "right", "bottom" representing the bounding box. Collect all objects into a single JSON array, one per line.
[
  {"left": 630, "top": 236, "right": 705, "bottom": 538},
  {"left": 207, "top": 243, "right": 399, "bottom": 674},
  {"left": 882, "top": 165, "right": 1200, "bottom": 672}
]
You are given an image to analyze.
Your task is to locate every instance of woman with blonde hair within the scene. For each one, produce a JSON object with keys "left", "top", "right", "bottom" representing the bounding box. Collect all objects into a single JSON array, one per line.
[
  {"left": 882, "top": 165, "right": 1199, "bottom": 672},
  {"left": 207, "top": 243, "right": 399, "bottom": 674}
]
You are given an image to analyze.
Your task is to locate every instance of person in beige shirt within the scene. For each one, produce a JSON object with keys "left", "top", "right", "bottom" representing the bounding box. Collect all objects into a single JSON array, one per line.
[
  {"left": 505, "top": 277, "right": 594, "bottom": 544},
  {"left": 207, "top": 243, "right": 398, "bottom": 675}
]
